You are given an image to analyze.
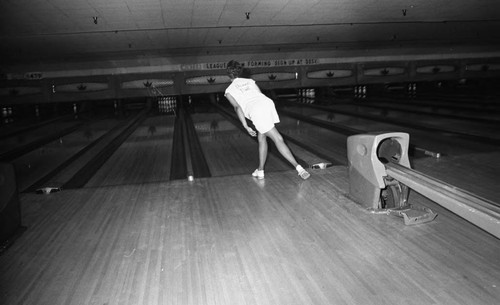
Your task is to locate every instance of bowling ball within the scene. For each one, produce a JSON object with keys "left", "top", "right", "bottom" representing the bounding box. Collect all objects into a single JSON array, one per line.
[{"left": 377, "top": 138, "right": 401, "bottom": 164}]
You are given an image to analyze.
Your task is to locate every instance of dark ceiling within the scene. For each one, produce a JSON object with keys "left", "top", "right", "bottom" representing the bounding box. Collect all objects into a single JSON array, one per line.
[{"left": 1, "top": 0, "right": 499, "bottom": 67}]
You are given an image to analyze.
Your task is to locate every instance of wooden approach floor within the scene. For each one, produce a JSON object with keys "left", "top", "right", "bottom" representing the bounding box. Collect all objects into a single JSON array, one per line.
[{"left": 1, "top": 167, "right": 499, "bottom": 305}]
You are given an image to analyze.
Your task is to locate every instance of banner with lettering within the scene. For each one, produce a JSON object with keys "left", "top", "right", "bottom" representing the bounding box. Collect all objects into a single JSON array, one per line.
[{"left": 181, "top": 58, "right": 321, "bottom": 71}]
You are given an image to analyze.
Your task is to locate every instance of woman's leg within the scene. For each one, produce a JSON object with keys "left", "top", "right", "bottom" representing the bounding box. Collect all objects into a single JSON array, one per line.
[
  {"left": 263, "top": 126, "right": 310, "bottom": 179},
  {"left": 257, "top": 132, "right": 268, "bottom": 170},
  {"left": 264, "top": 127, "right": 299, "bottom": 167}
]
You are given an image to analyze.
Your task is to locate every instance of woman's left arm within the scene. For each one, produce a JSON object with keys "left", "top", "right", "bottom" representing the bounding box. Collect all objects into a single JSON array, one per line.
[{"left": 225, "top": 93, "right": 257, "bottom": 137}]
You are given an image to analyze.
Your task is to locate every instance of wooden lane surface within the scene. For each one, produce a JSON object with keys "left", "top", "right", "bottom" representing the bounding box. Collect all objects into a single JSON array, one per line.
[
  {"left": 279, "top": 115, "right": 349, "bottom": 165},
  {"left": 85, "top": 115, "right": 175, "bottom": 187},
  {"left": 0, "top": 115, "right": 77, "bottom": 140},
  {"left": 0, "top": 120, "right": 81, "bottom": 156},
  {"left": 412, "top": 151, "right": 500, "bottom": 204},
  {"left": 347, "top": 100, "right": 500, "bottom": 124},
  {"left": 286, "top": 140, "right": 332, "bottom": 168},
  {"left": 11, "top": 118, "right": 119, "bottom": 191},
  {"left": 320, "top": 103, "right": 500, "bottom": 139},
  {"left": 412, "top": 93, "right": 500, "bottom": 108},
  {"left": 369, "top": 94, "right": 500, "bottom": 115},
  {"left": 190, "top": 112, "right": 291, "bottom": 177},
  {"left": 1, "top": 167, "right": 499, "bottom": 305},
  {"left": 25, "top": 118, "right": 133, "bottom": 190}
]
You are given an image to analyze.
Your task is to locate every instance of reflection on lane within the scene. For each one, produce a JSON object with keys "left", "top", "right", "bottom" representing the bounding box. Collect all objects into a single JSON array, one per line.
[{"left": 85, "top": 115, "right": 175, "bottom": 187}]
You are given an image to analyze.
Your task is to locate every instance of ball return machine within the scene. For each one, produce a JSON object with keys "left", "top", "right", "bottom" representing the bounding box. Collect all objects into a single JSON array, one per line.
[{"left": 347, "top": 132, "right": 500, "bottom": 238}]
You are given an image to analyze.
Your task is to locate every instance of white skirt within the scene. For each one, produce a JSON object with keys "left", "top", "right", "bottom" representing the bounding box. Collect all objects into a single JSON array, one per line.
[{"left": 246, "top": 99, "right": 280, "bottom": 134}]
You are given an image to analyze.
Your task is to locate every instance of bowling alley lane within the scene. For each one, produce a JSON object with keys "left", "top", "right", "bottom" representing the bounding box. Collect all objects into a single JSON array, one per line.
[
  {"left": 280, "top": 104, "right": 500, "bottom": 156},
  {"left": 2, "top": 97, "right": 499, "bottom": 305},
  {"left": 0, "top": 119, "right": 82, "bottom": 156},
  {"left": 410, "top": 151, "right": 500, "bottom": 205},
  {"left": 10, "top": 117, "right": 123, "bottom": 192},
  {"left": 190, "top": 111, "right": 291, "bottom": 177},
  {"left": 324, "top": 103, "right": 500, "bottom": 139},
  {"left": 84, "top": 115, "right": 175, "bottom": 187},
  {"left": 280, "top": 116, "right": 348, "bottom": 164},
  {"left": 350, "top": 98, "right": 500, "bottom": 122}
]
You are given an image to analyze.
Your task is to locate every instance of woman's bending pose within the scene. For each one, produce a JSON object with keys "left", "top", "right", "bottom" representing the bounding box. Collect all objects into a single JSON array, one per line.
[{"left": 224, "top": 60, "right": 310, "bottom": 180}]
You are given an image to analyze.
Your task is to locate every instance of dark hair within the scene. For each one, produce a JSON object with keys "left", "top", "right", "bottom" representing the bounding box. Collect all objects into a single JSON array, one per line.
[{"left": 226, "top": 60, "right": 243, "bottom": 78}]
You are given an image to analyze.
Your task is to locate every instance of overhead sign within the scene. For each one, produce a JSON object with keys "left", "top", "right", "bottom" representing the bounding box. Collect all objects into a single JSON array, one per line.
[{"left": 181, "top": 58, "right": 320, "bottom": 71}]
